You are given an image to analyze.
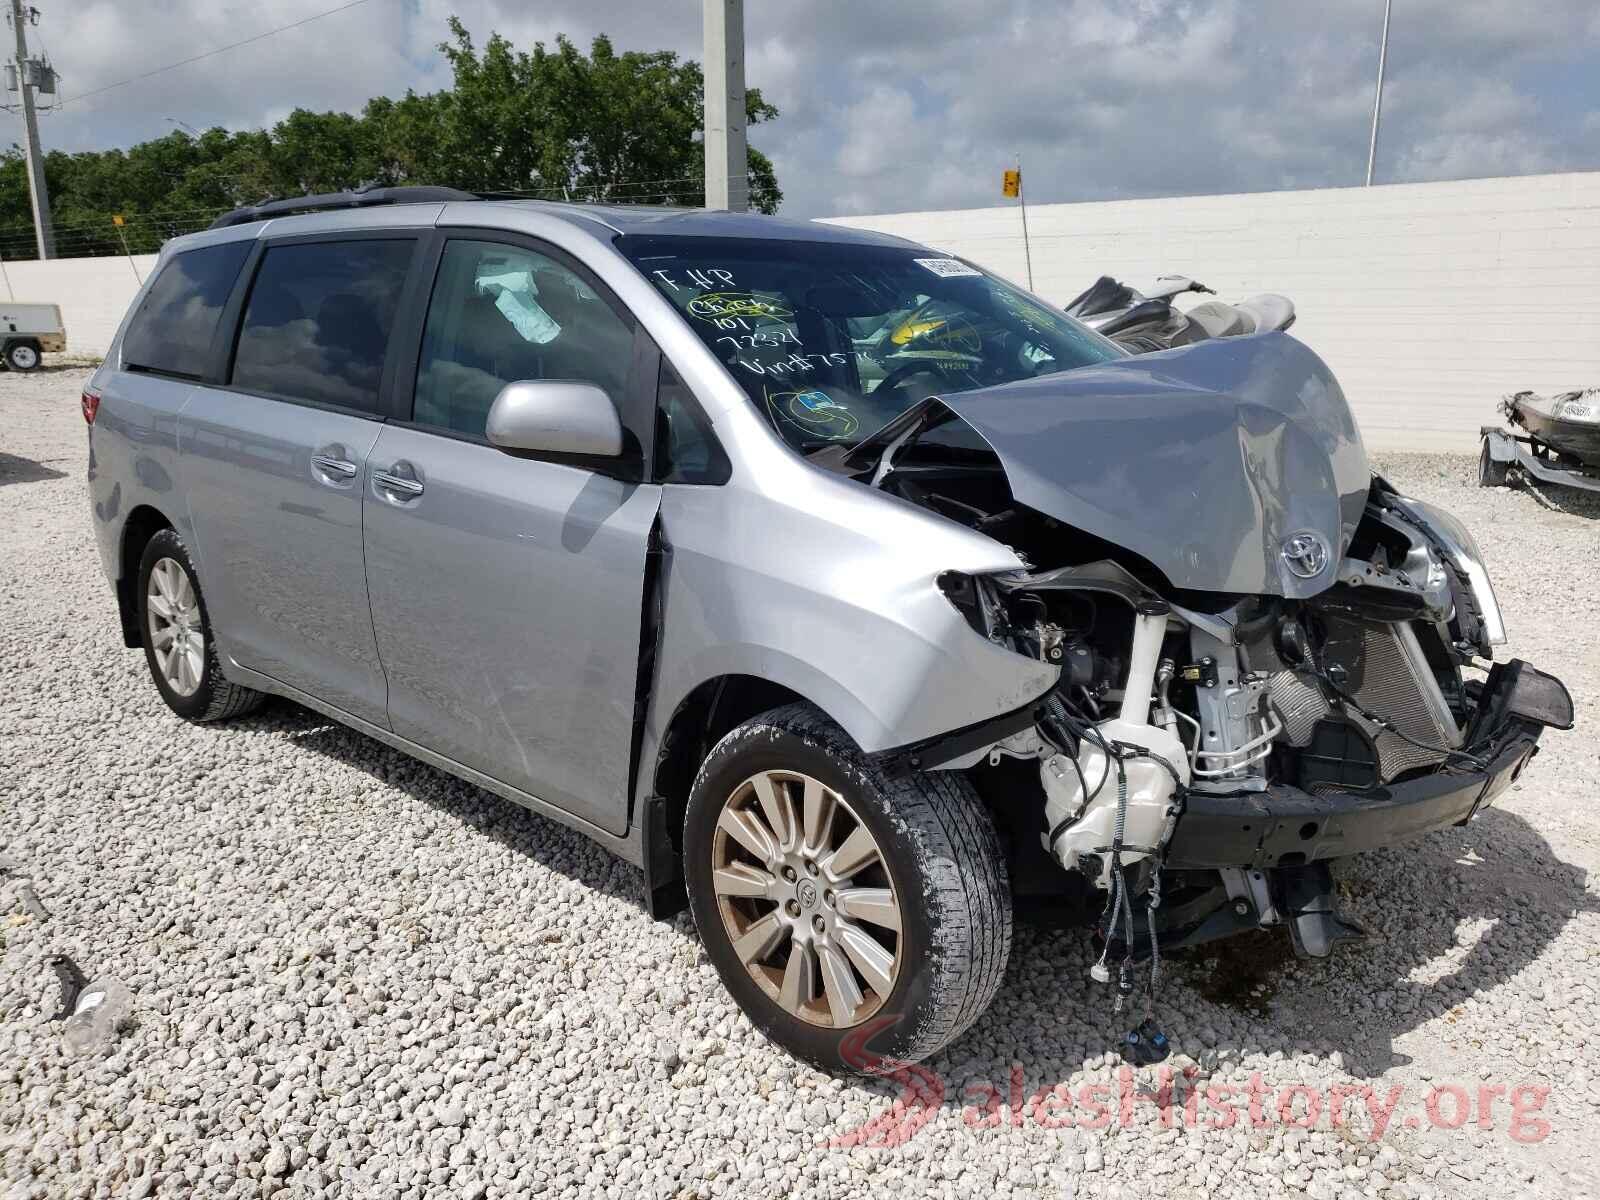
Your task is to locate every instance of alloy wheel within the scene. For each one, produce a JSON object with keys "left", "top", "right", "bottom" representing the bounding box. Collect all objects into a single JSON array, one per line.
[
  {"left": 146, "top": 557, "right": 204, "bottom": 697},
  {"left": 711, "top": 769, "right": 903, "bottom": 1028}
]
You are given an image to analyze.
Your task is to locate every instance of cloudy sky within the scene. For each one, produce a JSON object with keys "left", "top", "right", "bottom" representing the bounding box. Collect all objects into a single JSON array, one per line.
[{"left": 22, "top": 0, "right": 1600, "bottom": 218}]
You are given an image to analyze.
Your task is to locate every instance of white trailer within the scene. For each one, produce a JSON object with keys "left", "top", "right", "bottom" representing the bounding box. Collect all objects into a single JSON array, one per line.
[{"left": 0, "top": 302, "right": 66, "bottom": 370}]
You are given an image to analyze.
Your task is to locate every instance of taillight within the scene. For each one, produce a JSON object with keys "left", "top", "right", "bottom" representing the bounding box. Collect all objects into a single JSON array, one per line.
[{"left": 81, "top": 390, "right": 100, "bottom": 424}]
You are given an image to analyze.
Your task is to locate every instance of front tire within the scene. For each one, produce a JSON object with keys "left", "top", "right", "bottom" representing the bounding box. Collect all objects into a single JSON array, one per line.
[
  {"left": 683, "top": 703, "right": 1011, "bottom": 1070},
  {"left": 137, "top": 529, "right": 265, "bottom": 722}
]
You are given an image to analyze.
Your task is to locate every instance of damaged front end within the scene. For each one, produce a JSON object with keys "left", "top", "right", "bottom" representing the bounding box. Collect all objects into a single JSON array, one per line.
[
  {"left": 839, "top": 335, "right": 1574, "bottom": 975},
  {"left": 958, "top": 543, "right": 1570, "bottom": 964}
]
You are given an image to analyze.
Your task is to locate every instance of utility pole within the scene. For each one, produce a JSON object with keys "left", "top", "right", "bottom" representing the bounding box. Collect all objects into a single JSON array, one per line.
[
  {"left": 1365, "top": 0, "right": 1392, "bottom": 187},
  {"left": 702, "top": 0, "right": 747, "bottom": 211},
  {"left": 8, "top": 0, "right": 53, "bottom": 258}
]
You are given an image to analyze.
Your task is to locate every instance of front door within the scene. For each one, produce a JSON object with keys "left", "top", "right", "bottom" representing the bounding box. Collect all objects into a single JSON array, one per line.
[
  {"left": 179, "top": 235, "right": 418, "bottom": 725},
  {"left": 362, "top": 235, "right": 659, "bottom": 835}
]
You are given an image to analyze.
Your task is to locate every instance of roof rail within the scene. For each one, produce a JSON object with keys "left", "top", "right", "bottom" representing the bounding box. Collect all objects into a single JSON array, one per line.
[{"left": 207, "top": 186, "right": 481, "bottom": 230}]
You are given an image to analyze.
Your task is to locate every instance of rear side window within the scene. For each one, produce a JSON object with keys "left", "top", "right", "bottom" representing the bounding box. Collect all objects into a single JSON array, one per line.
[
  {"left": 231, "top": 240, "right": 414, "bottom": 413},
  {"left": 121, "top": 241, "right": 251, "bottom": 379}
]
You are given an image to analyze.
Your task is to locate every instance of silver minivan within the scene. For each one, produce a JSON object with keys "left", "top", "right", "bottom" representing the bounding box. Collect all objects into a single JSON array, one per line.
[{"left": 87, "top": 188, "right": 1571, "bottom": 1069}]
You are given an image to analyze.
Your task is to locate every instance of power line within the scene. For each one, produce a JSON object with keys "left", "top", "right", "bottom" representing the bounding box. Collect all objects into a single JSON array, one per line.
[
  {"left": 0, "top": 174, "right": 739, "bottom": 239},
  {"left": 0, "top": 168, "right": 755, "bottom": 259},
  {"left": 0, "top": 207, "right": 224, "bottom": 235},
  {"left": 58, "top": 0, "right": 378, "bottom": 106}
]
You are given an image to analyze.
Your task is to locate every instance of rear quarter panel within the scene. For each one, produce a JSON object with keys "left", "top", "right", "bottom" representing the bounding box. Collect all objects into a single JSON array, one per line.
[
  {"left": 88, "top": 367, "right": 198, "bottom": 584},
  {"left": 88, "top": 229, "right": 255, "bottom": 591}
]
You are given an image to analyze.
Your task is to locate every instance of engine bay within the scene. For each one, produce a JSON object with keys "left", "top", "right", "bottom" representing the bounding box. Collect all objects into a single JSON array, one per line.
[{"left": 837, "top": 414, "right": 1574, "bottom": 1054}]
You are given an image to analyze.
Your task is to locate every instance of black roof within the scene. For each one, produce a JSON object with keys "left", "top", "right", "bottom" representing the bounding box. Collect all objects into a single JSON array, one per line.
[
  {"left": 207, "top": 186, "right": 479, "bottom": 229},
  {"left": 204, "top": 185, "right": 919, "bottom": 250}
]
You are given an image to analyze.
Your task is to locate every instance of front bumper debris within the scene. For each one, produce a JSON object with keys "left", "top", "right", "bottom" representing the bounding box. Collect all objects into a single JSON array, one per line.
[{"left": 1164, "top": 659, "right": 1572, "bottom": 870}]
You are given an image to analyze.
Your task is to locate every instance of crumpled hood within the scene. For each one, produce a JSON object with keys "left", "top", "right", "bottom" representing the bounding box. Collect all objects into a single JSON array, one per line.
[{"left": 939, "top": 333, "right": 1371, "bottom": 597}]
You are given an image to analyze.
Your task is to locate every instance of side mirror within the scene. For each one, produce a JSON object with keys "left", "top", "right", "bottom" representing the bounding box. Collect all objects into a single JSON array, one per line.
[{"left": 485, "top": 380, "right": 624, "bottom": 458}]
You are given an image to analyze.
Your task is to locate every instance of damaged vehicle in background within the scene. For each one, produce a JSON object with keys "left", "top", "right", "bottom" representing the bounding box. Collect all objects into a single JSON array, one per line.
[{"left": 87, "top": 194, "right": 1573, "bottom": 1073}]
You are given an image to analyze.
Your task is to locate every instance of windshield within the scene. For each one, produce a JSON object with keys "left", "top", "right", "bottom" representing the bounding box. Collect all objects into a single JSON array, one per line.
[{"left": 619, "top": 235, "right": 1124, "bottom": 451}]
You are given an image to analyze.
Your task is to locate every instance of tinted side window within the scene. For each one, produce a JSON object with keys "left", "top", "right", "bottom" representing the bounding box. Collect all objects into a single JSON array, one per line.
[
  {"left": 231, "top": 240, "right": 413, "bottom": 413},
  {"left": 655, "top": 360, "right": 730, "bottom": 484},
  {"left": 122, "top": 241, "right": 251, "bottom": 379},
  {"left": 413, "top": 239, "right": 634, "bottom": 437}
]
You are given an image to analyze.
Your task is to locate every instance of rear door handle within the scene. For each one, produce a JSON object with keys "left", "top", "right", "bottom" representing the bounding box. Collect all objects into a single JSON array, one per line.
[
  {"left": 373, "top": 469, "right": 424, "bottom": 498},
  {"left": 311, "top": 453, "right": 359, "bottom": 480}
]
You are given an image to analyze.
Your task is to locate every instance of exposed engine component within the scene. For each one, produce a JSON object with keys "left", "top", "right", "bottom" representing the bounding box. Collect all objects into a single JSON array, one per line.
[
  {"left": 1036, "top": 602, "right": 1192, "bottom": 887},
  {"left": 1317, "top": 614, "right": 1464, "bottom": 778},
  {"left": 926, "top": 474, "right": 1544, "bottom": 1016},
  {"left": 1267, "top": 669, "right": 1330, "bottom": 747},
  {"left": 1266, "top": 673, "right": 1386, "bottom": 792},
  {"left": 1039, "top": 718, "right": 1190, "bottom": 884},
  {"left": 918, "top": 479, "right": 1566, "bottom": 1060},
  {"left": 1266, "top": 614, "right": 1465, "bottom": 784},
  {"left": 1329, "top": 506, "right": 1454, "bottom": 622},
  {"left": 1179, "top": 622, "right": 1279, "bottom": 792}
]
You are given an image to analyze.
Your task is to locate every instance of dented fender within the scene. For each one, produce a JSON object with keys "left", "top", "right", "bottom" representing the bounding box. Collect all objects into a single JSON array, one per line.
[{"left": 646, "top": 448, "right": 1060, "bottom": 757}]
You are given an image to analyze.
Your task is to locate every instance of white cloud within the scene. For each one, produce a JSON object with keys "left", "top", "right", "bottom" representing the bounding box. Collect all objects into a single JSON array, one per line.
[
  {"left": 7, "top": 0, "right": 1597, "bottom": 218},
  {"left": 1395, "top": 133, "right": 1563, "bottom": 183}
]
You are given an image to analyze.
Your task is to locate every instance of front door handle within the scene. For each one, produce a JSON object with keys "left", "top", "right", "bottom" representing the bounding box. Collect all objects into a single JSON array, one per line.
[
  {"left": 311, "top": 453, "right": 359, "bottom": 480},
  {"left": 373, "top": 469, "right": 424, "bottom": 498}
]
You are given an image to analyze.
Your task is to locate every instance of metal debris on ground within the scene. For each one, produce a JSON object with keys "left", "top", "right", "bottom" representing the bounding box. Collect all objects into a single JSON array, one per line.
[
  {"left": 60, "top": 976, "right": 132, "bottom": 1057},
  {"left": 48, "top": 954, "right": 86, "bottom": 1022}
]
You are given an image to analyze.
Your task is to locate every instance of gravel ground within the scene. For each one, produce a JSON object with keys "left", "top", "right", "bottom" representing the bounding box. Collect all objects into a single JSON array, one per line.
[{"left": 3, "top": 365, "right": 1599, "bottom": 1200}]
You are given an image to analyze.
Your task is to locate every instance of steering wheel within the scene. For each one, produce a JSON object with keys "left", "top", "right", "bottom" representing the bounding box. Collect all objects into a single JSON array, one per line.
[{"left": 874, "top": 361, "right": 947, "bottom": 397}]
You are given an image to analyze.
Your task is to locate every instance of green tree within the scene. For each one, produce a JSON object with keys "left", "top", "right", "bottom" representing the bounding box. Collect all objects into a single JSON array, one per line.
[
  {"left": 364, "top": 19, "right": 780, "bottom": 211},
  {"left": 0, "top": 14, "right": 783, "bottom": 260}
]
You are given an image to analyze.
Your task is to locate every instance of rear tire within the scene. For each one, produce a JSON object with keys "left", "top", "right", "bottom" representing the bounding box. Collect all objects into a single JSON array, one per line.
[
  {"left": 683, "top": 702, "right": 1011, "bottom": 1070},
  {"left": 137, "top": 529, "right": 265, "bottom": 722},
  {"left": 1478, "top": 440, "right": 1510, "bottom": 487},
  {"left": 5, "top": 340, "right": 40, "bottom": 371}
]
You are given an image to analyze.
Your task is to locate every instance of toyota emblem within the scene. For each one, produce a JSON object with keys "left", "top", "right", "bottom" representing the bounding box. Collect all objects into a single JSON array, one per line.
[{"left": 1281, "top": 531, "right": 1331, "bottom": 579}]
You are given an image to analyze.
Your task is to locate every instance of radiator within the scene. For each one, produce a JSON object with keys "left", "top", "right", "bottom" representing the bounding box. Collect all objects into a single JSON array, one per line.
[{"left": 1269, "top": 617, "right": 1462, "bottom": 783}]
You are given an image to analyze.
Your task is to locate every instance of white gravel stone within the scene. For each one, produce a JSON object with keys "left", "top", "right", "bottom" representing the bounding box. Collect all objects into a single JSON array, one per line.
[{"left": 2, "top": 368, "right": 1598, "bottom": 1199}]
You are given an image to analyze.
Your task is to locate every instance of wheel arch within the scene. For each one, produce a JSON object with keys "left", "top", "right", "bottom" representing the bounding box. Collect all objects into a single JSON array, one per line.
[
  {"left": 640, "top": 673, "right": 819, "bottom": 919},
  {"left": 116, "top": 504, "right": 176, "bottom": 647}
]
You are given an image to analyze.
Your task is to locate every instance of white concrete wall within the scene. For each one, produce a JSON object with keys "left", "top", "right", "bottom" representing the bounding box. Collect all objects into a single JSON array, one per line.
[
  {"left": 11, "top": 172, "right": 1600, "bottom": 452},
  {"left": 825, "top": 171, "right": 1600, "bottom": 452},
  {"left": 1, "top": 253, "right": 154, "bottom": 359}
]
